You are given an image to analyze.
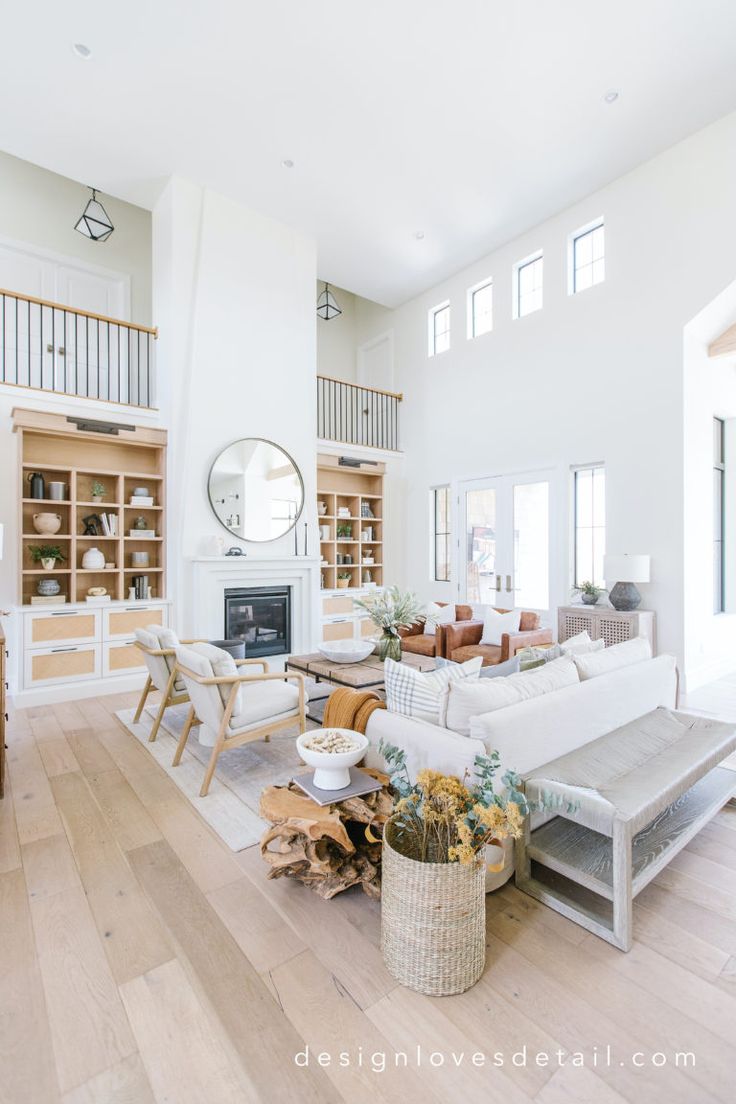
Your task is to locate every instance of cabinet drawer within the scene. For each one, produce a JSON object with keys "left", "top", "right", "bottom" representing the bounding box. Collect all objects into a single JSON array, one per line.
[
  {"left": 359, "top": 618, "right": 375, "bottom": 639},
  {"left": 25, "top": 644, "right": 100, "bottom": 687},
  {"left": 322, "top": 620, "right": 354, "bottom": 643},
  {"left": 104, "top": 605, "right": 167, "bottom": 640},
  {"left": 322, "top": 596, "right": 355, "bottom": 616},
  {"left": 26, "top": 609, "right": 100, "bottom": 648},
  {"left": 103, "top": 641, "right": 147, "bottom": 677}
]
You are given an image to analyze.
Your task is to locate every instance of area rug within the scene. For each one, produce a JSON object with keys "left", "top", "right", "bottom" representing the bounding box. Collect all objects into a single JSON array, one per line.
[{"left": 115, "top": 702, "right": 315, "bottom": 851}]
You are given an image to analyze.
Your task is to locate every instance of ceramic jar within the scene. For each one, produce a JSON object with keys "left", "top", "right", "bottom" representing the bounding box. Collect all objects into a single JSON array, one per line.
[
  {"left": 37, "top": 578, "right": 61, "bottom": 597},
  {"left": 41, "top": 557, "right": 56, "bottom": 571},
  {"left": 81, "top": 547, "right": 105, "bottom": 570},
  {"left": 47, "top": 481, "right": 68, "bottom": 501},
  {"left": 33, "top": 513, "right": 62, "bottom": 535}
]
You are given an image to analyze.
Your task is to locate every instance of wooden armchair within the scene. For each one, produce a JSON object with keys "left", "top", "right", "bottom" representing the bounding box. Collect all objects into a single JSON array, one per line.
[
  {"left": 173, "top": 643, "right": 307, "bottom": 797},
  {"left": 133, "top": 626, "right": 206, "bottom": 742},
  {"left": 399, "top": 603, "right": 474, "bottom": 659},
  {"left": 444, "top": 609, "right": 553, "bottom": 667}
]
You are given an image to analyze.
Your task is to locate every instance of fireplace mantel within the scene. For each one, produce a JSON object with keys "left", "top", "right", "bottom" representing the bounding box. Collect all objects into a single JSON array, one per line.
[{"left": 190, "top": 556, "right": 321, "bottom": 655}]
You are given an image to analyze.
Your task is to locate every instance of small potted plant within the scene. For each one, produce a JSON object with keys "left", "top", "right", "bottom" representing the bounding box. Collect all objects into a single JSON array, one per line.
[
  {"left": 29, "top": 544, "right": 67, "bottom": 572},
  {"left": 336, "top": 522, "right": 352, "bottom": 540},
  {"left": 574, "top": 580, "right": 606, "bottom": 606},
  {"left": 90, "top": 479, "right": 106, "bottom": 504},
  {"left": 336, "top": 571, "right": 352, "bottom": 589}
]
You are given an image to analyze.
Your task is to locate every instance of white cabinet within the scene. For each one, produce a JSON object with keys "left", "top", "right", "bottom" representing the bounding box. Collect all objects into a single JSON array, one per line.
[
  {"left": 319, "top": 587, "right": 379, "bottom": 644},
  {"left": 16, "top": 599, "right": 169, "bottom": 705}
]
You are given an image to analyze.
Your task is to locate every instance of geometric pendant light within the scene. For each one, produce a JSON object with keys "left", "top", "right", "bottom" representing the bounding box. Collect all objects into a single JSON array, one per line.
[
  {"left": 74, "top": 187, "right": 115, "bottom": 241},
  {"left": 316, "top": 281, "right": 342, "bottom": 321}
]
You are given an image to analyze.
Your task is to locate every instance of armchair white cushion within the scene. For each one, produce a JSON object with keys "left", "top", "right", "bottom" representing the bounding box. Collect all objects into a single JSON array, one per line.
[{"left": 134, "top": 626, "right": 185, "bottom": 694}]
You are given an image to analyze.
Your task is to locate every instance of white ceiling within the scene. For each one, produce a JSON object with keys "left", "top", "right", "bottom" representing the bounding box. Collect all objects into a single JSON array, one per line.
[{"left": 2, "top": 0, "right": 736, "bottom": 307}]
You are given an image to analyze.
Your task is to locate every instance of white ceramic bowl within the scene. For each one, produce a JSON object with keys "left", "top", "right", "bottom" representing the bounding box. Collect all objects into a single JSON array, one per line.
[
  {"left": 318, "top": 639, "right": 374, "bottom": 664},
  {"left": 297, "top": 728, "right": 369, "bottom": 790}
]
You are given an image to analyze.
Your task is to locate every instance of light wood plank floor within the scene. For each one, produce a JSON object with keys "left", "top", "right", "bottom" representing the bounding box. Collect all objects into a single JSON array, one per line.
[{"left": 1, "top": 681, "right": 735, "bottom": 1104}]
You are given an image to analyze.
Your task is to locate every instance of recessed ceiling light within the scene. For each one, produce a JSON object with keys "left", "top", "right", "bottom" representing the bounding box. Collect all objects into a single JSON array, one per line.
[
  {"left": 415, "top": 231, "right": 425, "bottom": 240},
  {"left": 72, "top": 43, "right": 92, "bottom": 59},
  {"left": 603, "top": 90, "right": 619, "bottom": 104},
  {"left": 281, "top": 159, "right": 295, "bottom": 169}
]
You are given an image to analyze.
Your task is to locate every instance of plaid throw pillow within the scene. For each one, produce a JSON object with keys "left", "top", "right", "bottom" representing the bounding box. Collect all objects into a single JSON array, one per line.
[{"left": 384, "top": 656, "right": 483, "bottom": 726}]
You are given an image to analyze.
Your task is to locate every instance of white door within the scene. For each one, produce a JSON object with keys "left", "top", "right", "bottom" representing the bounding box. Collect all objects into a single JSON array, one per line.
[
  {"left": 459, "top": 469, "right": 555, "bottom": 621},
  {"left": 0, "top": 239, "right": 130, "bottom": 399}
]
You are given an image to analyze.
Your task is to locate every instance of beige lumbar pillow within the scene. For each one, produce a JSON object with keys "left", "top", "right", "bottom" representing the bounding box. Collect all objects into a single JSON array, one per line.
[
  {"left": 573, "top": 636, "right": 651, "bottom": 681},
  {"left": 446, "top": 657, "right": 579, "bottom": 736},
  {"left": 559, "top": 630, "right": 605, "bottom": 656}
]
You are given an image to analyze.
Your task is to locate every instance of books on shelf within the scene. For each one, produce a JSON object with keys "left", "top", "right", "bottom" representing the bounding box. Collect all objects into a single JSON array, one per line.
[
  {"left": 99, "top": 513, "right": 118, "bottom": 536},
  {"left": 129, "top": 529, "right": 156, "bottom": 539},
  {"left": 30, "top": 595, "right": 67, "bottom": 605},
  {"left": 129, "top": 496, "right": 154, "bottom": 507},
  {"left": 85, "top": 595, "right": 111, "bottom": 604}
]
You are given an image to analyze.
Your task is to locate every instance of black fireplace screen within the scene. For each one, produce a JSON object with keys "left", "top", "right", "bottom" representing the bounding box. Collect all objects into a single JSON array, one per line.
[{"left": 223, "top": 586, "right": 292, "bottom": 658}]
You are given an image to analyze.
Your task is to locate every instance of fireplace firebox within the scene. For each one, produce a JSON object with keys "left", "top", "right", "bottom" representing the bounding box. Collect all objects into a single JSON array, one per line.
[{"left": 223, "top": 586, "right": 291, "bottom": 658}]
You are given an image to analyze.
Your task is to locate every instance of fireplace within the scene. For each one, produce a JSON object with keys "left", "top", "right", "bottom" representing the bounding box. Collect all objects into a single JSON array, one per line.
[{"left": 223, "top": 586, "right": 291, "bottom": 658}]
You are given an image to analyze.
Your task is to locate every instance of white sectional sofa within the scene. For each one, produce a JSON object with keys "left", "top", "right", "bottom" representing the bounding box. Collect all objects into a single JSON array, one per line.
[{"left": 363, "top": 649, "right": 678, "bottom": 888}]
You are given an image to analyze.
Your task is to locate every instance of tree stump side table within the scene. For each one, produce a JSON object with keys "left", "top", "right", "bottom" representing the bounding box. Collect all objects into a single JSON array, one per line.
[{"left": 259, "top": 769, "right": 392, "bottom": 899}]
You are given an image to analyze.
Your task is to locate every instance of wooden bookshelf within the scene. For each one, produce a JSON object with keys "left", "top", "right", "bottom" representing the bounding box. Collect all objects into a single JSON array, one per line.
[
  {"left": 13, "top": 407, "right": 167, "bottom": 606},
  {"left": 317, "top": 453, "right": 384, "bottom": 591}
]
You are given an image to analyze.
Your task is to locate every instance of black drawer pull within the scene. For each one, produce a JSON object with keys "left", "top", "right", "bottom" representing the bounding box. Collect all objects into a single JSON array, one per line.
[{"left": 51, "top": 646, "right": 78, "bottom": 653}]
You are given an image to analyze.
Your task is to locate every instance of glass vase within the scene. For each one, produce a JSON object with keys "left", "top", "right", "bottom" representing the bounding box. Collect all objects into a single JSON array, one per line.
[{"left": 378, "top": 630, "right": 402, "bottom": 662}]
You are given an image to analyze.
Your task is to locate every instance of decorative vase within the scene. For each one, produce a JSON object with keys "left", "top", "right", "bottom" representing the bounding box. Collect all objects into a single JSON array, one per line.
[
  {"left": 91, "top": 495, "right": 103, "bottom": 504},
  {"left": 133, "top": 516, "right": 148, "bottom": 530},
  {"left": 28, "top": 472, "right": 45, "bottom": 499},
  {"left": 48, "top": 482, "right": 68, "bottom": 501},
  {"left": 381, "top": 817, "right": 486, "bottom": 995},
  {"left": 33, "top": 513, "right": 62, "bottom": 535},
  {"left": 336, "top": 577, "right": 350, "bottom": 589},
  {"left": 378, "top": 629, "right": 402, "bottom": 662},
  {"left": 41, "top": 558, "right": 56, "bottom": 571},
  {"left": 37, "top": 578, "right": 61, "bottom": 597},
  {"left": 581, "top": 593, "right": 599, "bottom": 605},
  {"left": 81, "top": 547, "right": 105, "bottom": 570}
]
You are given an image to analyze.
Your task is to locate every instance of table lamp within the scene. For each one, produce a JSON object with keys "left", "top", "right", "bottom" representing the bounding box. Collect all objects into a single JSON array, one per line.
[{"left": 603, "top": 554, "right": 651, "bottom": 611}]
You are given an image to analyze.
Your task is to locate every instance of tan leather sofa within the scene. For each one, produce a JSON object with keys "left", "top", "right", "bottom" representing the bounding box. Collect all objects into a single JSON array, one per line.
[
  {"left": 399, "top": 602, "right": 473, "bottom": 659},
  {"left": 444, "top": 608, "right": 552, "bottom": 666}
]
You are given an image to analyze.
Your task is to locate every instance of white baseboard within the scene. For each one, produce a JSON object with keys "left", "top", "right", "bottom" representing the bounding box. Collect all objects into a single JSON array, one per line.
[{"left": 11, "top": 672, "right": 145, "bottom": 710}]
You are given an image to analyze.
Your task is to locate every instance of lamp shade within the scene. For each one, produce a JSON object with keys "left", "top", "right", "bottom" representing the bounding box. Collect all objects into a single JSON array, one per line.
[{"left": 603, "top": 554, "right": 650, "bottom": 584}]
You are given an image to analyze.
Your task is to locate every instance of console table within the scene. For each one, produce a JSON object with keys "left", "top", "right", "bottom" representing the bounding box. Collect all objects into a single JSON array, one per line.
[{"left": 557, "top": 605, "right": 655, "bottom": 651}]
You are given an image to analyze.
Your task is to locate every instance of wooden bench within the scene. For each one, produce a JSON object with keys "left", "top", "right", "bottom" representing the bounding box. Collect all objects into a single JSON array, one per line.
[{"left": 514, "top": 708, "right": 736, "bottom": 950}]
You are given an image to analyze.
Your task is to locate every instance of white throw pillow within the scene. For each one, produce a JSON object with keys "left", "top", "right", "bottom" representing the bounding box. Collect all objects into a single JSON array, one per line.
[
  {"left": 422, "top": 602, "right": 457, "bottom": 636},
  {"left": 446, "top": 657, "right": 579, "bottom": 736},
  {"left": 190, "top": 642, "right": 243, "bottom": 714},
  {"left": 559, "top": 631, "right": 606, "bottom": 657},
  {"left": 573, "top": 637, "right": 652, "bottom": 681},
  {"left": 480, "top": 608, "right": 521, "bottom": 646},
  {"left": 384, "top": 655, "right": 482, "bottom": 726}
]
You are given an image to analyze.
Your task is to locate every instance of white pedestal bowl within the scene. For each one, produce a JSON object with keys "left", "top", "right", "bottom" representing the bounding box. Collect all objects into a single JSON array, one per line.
[{"left": 296, "top": 728, "right": 369, "bottom": 790}]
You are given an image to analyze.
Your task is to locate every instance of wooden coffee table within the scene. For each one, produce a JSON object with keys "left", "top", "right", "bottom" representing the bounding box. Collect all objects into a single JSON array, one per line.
[{"left": 286, "top": 649, "right": 436, "bottom": 692}]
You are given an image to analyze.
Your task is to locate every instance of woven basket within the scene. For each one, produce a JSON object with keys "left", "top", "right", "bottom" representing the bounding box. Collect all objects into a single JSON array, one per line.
[{"left": 381, "top": 817, "right": 486, "bottom": 996}]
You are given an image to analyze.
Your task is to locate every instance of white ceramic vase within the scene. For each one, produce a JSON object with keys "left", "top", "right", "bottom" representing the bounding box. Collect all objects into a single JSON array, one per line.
[
  {"left": 33, "top": 513, "right": 62, "bottom": 535},
  {"left": 81, "top": 547, "right": 105, "bottom": 570}
]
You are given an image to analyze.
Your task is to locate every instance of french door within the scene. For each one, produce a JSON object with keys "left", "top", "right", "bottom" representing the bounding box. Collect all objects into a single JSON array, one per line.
[{"left": 459, "top": 470, "right": 555, "bottom": 621}]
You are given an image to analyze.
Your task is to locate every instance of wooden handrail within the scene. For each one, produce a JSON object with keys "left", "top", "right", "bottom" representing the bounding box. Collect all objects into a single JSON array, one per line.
[
  {"left": 0, "top": 287, "right": 158, "bottom": 338},
  {"left": 317, "top": 373, "right": 402, "bottom": 401}
]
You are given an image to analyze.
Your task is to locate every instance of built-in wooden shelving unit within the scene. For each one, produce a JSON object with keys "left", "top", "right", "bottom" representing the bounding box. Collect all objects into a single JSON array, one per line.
[
  {"left": 14, "top": 407, "right": 167, "bottom": 606},
  {"left": 317, "top": 453, "right": 384, "bottom": 591}
]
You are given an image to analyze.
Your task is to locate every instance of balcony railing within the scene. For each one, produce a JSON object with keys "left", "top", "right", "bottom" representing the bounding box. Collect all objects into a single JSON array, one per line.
[
  {"left": 0, "top": 288, "right": 157, "bottom": 408},
  {"left": 317, "top": 374, "right": 402, "bottom": 451}
]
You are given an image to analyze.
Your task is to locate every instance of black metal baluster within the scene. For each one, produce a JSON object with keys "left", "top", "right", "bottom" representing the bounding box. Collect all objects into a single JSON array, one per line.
[
  {"left": 51, "top": 305, "right": 55, "bottom": 391},
  {"left": 26, "top": 298, "right": 30, "bottom": 388},
  {"left": 106, "top": 321, "right": 110, "bottom": 401},
  {"left": 74, "top": 313, "right": 78, "bottom": 396},
  {"left": 63, "top": 311, "right": 67, "bottom": 393},
  {"left": 96, "top": 319, "right": 100, "bottom": 399},
  {"left": 1, "top": 294, "right": 5, "bottom": 383},
  {"left": 137, "top": 330, "right": 141, "bottom": 408},
  {"left": 117, "top": 324, "right": 121, "bottom": 404},
  {"left": 15, "top": 296, "right": 18, "bottom": 384},
  {"left": 86, "top": 315, "right": 89, "bottom": 397}
]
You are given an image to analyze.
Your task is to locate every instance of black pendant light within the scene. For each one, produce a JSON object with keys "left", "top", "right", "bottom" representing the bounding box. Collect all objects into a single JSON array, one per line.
[
  {"left": 74, "top": 187, "right": 114, "bottom": 241},
  {"left": 316, "top": 281, "right": 341, "bottom": 321}
]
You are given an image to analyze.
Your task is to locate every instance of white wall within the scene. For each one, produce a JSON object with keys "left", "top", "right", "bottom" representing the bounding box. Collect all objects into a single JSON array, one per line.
[
  {"left": 316, "top": 282, "right": 357, "bottom": 381},
  {"left": 153, "top": 178, "right": 318, "bottom": 636},
  {"left": 683, "top": 283, "right": 736, "bottom": 689},
  {"left": 0, "top": 149, "right": 152, "bottom": 322},
  {"left": 355, "top": 111, "right": 736, "bottom": 684}
]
